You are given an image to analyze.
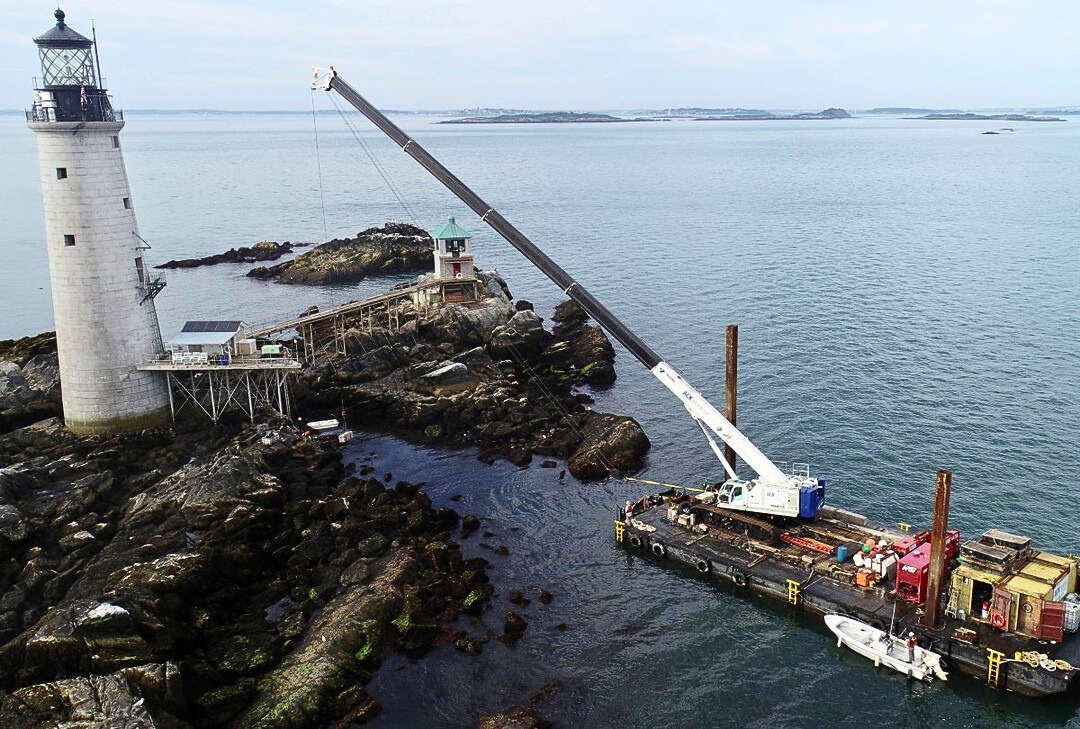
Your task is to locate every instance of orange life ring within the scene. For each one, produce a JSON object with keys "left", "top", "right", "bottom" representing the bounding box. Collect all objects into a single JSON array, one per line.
[{"left": 992, "top": 613, "right": 1006, "bottom": 628}]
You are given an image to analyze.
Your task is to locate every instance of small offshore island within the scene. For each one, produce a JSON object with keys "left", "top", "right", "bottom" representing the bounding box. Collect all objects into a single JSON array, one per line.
[
  {"left": 908, "top": 112, "right": 1065, "bottom": 122},
  {"left": 690, "top": 107, "right": 851, "bottom": 121},
  {"left": 439, "top": 111, "right": 652, "bottom": 124},
  {"left": 440, "top": 108, "right": 853, "bottom": 123}
]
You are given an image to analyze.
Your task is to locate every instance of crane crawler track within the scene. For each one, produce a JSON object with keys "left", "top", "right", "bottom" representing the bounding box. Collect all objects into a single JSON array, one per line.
[{"left": 689, "top": 503, "right": 782, "bottom": 542}]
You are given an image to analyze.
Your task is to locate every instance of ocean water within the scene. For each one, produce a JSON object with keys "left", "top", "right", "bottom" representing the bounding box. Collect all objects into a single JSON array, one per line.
[{"left": 1, "top": 109, "right": 1079, "bottom": 727}]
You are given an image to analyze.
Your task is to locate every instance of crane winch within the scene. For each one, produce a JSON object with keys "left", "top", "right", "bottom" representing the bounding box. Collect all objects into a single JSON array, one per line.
[{"left": 311, "top": 67, "right": 824, "bottom": 520}]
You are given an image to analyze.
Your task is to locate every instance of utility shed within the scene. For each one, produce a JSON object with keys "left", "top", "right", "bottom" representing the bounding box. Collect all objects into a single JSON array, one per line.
[
  {"left": 948, "top": 563, "right": 1002, "bottom": 620},
  {"left": 168, "top": 321, "right": 246, "bottom": 357},
  {"left": 948, "top": 549, "right": 1077, "bottom": 640}
]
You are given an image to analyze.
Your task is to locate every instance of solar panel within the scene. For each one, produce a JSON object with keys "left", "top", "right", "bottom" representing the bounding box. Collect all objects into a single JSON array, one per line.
[{"left": 181, "top": 320, "right": 243, "bottom": 333}]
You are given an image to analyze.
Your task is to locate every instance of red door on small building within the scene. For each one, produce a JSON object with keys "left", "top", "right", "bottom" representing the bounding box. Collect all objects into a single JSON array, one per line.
[
  {"left": 1037, "top": 601, "right": 1066, "bottom": 642},
  {"left": 990, "top": 586, "right": 1013, "bottom": 630},
  {"left": 452, "top": 262, "right": 462, "bottom": 278}
]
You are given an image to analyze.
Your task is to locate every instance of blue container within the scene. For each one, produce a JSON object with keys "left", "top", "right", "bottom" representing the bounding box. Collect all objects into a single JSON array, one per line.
[{"left": 837, "top": 545, "right": 849, "bottom": 563}]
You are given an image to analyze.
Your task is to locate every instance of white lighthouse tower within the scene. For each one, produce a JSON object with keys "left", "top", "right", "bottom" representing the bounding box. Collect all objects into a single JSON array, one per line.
[{"left": 27, "top": 9, "right": 170, "bottom": 434}]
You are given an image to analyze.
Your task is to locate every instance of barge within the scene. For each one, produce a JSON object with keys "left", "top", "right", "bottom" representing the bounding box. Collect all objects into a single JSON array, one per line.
[
  {"left": 617, "top": 481, "right": 1080, "bottom": 697},
  {"left": 308, "top": 67, "right": 1080, "bottom": 701}
]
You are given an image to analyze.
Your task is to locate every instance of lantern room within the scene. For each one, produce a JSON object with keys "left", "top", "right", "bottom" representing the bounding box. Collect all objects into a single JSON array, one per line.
[{"left": 29, "top": 9, "right": 117, "bottom": 122}]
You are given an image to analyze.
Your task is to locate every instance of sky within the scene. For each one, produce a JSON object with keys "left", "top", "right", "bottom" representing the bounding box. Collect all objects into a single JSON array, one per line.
[{"left": 1, "top": 0, "right": 1078, "bottom": 111}]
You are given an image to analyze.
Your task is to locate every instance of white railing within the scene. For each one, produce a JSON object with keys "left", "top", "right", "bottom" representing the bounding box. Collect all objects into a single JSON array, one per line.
[
  {"left": 775, "top": 461, "right": 813, "bottom": 478},
  {"left": 147, "top": 353, "right": 301, "bottom": 368}
]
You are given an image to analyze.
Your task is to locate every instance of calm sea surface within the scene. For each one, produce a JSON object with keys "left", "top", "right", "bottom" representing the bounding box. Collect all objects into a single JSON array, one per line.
[{"left": 1, "top": 110, "right": 1079, "bottom": 727}]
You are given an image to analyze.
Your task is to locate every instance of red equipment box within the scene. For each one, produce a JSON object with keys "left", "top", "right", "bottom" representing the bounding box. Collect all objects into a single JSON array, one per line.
[
  {"left": 894, "top": 530, "right": 961, "bottom": 604},
  {"left": 892, "top": 530, "right": 930, "bottom": 557},
  {"left": 896, "top": 543, "right": 931, "bottom": 603}
]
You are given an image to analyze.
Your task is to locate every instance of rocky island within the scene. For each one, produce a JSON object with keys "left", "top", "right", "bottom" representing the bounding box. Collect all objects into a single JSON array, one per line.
[
  {"left": 439, "top": 112, "right": 650, "bottom": 124},
  {"left": 156, "top": 241, "right": 304, "bottom": 270},
  {"left": 248, "top": 223, "right": 433, "bottom": 285},
  {"left": 441, "top": 109, "right": 852, "bottom": 123},
  {"left": 693, "top": 107, "right": 851, "bottom": 120},
  {"left": 908, "top": 113, "right": 1065, "bottom": 122},
  {"left": 297, "top": 269, "right": 644, "bottom": 478},
  {"left": 0, "top": 254, "right": 648, "bottom": 727}
]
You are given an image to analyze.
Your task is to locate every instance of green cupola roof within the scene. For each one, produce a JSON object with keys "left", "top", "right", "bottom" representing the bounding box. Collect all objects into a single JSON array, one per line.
[{"left": 433, "top": 216, "right": 470, "bottom": 240}]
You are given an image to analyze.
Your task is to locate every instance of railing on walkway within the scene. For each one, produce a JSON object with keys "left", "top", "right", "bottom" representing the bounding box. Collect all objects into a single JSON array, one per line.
[
  {"left": 138, "top": 354, "right": 302, "bottom": 370},
  {"left": 246, "top": 277, "right": 467, "bottom": 339}
]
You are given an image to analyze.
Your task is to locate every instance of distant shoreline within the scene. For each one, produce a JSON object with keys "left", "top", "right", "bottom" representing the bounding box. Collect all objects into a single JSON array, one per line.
[
  {"left": 906, "top": 113, "right": 1065, "bottom": 122},
  {"left": 438, "top": 112, "right": 654, "bottom": 124},
  {"left": 440, "top": 108, "right": 852, "bottom": 124},
  {"left": 1, "top": 107, "right": 1075, "bottom": 119}
]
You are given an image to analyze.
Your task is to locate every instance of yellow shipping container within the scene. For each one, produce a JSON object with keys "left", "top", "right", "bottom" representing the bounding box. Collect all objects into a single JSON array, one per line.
[
  {"left": 948, "top": 551, "right": 1077, "bottom": 636},
  {"left": 949, "top": 563, "right": 1004, "bottom": 619}
]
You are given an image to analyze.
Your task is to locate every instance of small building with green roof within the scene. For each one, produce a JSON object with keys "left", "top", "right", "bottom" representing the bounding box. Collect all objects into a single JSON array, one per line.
[{"left": 430, "top": 215, "right": 476, "bottom": 303}]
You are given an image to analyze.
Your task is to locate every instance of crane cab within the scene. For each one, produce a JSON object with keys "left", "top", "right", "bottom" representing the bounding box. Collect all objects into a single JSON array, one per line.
[{"left": 704, "top": 476, "right": 825, "bottom": 519}]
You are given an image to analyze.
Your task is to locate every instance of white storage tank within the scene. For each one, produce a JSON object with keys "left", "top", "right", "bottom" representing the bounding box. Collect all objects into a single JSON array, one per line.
[
  {"left": 1065, "top": 594, "right": 1080, "bottom": 633},
  {"left": 873, "top": 553, "right": 898, "bottom": 581}
]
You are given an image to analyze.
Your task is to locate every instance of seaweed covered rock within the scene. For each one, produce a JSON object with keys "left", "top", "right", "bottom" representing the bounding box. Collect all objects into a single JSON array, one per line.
[
  {"left": 551, "top": 300, "right": 615, "bottom": 387},
  {"left": 1, "top": 673, "right": 159, "bottom": 728},
  {"left": 0, "top": 334, "right": 62, "bottom": 435},
  {"left": 0, "top": 420, "right": 494, "bottom": 728},
  {"left": 478, "top": 706, "right": 550, "bottom": 729},
  {"left": 488, "top": 310, "right": 550, "bottom": 361},
  {"left": 248, "top": 222, "right": 432, "bottom": 284},
  {"left": 567, "top": 411, "right": 650, "bottom": 480}
]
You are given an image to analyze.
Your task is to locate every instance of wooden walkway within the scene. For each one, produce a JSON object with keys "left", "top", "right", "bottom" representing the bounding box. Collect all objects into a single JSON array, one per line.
[{"left": 246, "top": 276, "right": 477, "bottom": 361}]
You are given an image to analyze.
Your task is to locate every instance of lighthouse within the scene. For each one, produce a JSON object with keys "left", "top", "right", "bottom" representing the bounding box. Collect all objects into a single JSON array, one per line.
[
  {"left": 27, "top": 9, "right": 170, "bottom": 434},
  {"left": 430, "top": 216, "right": 477, "bottom": 304}
]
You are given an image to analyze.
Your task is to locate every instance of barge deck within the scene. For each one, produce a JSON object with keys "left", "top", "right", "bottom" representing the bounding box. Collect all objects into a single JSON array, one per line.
[{"left": 618, "top": 495, "right": 1080, "bottom": 697}]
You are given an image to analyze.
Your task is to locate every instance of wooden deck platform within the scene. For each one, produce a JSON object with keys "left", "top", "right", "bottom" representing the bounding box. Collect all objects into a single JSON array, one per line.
[{"left": 137, "top": 357, "right": 301, "bottom": 371}]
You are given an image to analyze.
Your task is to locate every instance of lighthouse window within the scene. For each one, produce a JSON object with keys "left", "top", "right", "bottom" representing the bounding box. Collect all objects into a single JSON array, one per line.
[
  {"left": 56, "top": 167, "right": 67, "bottom": 180},
  {"left": 123, "top": 197, "right": 131, "bottom": 209},
  {"left": 111, "top": 136, "right": 120, "bottom": 148},
  {"left": 64, "top": 234, "right": 76, "bottom": 247}
]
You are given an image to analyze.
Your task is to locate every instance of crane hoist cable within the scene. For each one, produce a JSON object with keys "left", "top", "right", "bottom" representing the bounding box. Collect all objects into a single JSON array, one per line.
[
  {"left": 310, "top": 90, "right": 330, "bottom": 249},
  {"left": 325, "top": 92, "right": 421, "bottom": 227},
  {"left": 310, "top": 90, "right": 336, "bottom": 308}
]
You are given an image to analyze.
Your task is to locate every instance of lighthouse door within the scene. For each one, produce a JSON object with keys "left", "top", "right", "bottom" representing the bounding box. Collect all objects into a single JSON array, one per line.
[{"left": 452, "top": 263, "right": 461, "bottom": 278}]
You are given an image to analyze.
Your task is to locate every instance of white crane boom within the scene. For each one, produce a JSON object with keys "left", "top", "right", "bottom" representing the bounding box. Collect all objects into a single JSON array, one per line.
[
  {"left": 311, "top": 67, "right": 826, "bottom": 519},
  {"left": 651, "top": 362, "right": 786, "bottom": 484}
]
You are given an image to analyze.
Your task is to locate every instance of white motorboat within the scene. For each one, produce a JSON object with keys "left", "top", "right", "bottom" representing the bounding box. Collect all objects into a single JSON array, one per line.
[{"left": 824, "top": 614, "right": 948, "bottom": 682}]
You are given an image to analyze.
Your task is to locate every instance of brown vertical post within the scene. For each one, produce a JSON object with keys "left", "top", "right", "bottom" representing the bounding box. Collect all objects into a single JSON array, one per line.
[
  {"left": 724, "top": 325, "right": 739, "bottom": 475},
  {"left": 924, "top": 468, "right": 952, "bottom": 629}
]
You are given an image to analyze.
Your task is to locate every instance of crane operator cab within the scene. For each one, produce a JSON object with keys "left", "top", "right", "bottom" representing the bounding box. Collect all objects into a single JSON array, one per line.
[
  {"left": 714, "top": 481, "right": 745, "bottom": 505},
  {"left": 701, "top": 476, "right": 825, "bottom": 519}
]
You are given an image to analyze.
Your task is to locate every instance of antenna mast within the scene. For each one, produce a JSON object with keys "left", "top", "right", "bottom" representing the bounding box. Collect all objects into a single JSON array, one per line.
[{"left": 91, "top": 21, "right": 104, "bottom": 89}]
